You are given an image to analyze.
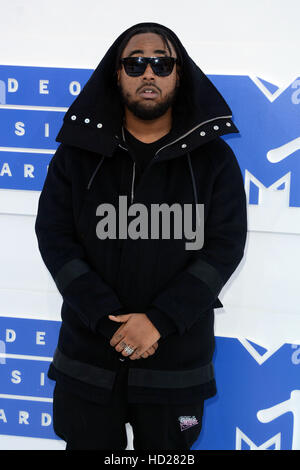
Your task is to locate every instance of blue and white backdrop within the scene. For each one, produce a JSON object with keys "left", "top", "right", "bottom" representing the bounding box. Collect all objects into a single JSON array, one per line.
[{"left": 0, "top": 0, "right": 299, "bottom": 451}]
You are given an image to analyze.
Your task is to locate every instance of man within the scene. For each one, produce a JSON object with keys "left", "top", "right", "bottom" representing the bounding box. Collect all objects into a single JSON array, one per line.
[{"left": 35, "top": 22, "right": 247, "bottom": 450}]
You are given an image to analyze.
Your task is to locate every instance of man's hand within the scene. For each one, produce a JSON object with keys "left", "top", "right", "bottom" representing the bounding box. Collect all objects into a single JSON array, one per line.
[
  {"left": 140, "top": 341, "right": 159, "bottom": 359},
  {"left": 109, "top": 313, "right": 161, "bottom": 360}
]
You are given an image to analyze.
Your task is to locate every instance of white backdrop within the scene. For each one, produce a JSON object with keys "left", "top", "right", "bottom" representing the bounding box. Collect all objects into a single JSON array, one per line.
[{"left": 0, "top": 0, "right": 299, "bottom": 450}]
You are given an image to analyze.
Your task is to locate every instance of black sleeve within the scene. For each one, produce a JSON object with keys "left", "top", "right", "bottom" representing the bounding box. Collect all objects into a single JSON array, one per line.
[{"left": 35, "top": 144, "right": 125, "bottom": 338}]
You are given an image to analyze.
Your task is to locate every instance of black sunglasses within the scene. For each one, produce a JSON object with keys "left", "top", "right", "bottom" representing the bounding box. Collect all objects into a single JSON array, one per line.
[{"left": 120, "top": 56, "right": 177, "bottom": 77}]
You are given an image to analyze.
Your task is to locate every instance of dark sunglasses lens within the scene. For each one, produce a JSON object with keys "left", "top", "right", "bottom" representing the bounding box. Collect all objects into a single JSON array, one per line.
[
  {"left": 123, "top": 58, "right": 146, "bottom": 76},
  {"left": 152, "top": 58, "right": 175, "bottom": 76}
]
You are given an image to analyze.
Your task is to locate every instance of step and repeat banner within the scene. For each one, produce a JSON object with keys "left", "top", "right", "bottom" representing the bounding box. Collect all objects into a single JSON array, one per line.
[{"left": 0, "top": 64, "right": 299, "bottom": 450}]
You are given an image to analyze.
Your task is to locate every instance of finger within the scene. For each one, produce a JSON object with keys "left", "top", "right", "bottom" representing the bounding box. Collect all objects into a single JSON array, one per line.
[
  {"left": 140, "top": 342, "right": 159, "bottom": 359},
  {"left": 140, "top": 351, "right": 150, "bottom": 359},
  {"left": 115, "top": 340, "right": 130, "bottom": 353},
  {"left": 108, "top": 314, "right": 131, "bottom": 322},
  {"left": 110, "top": 332, "right": 125, "bottom": 347},
  {"left": 129, "top": 347, "right": 143, "bottom": 360},
  {"left": 145, "top": 346, "right": 156, "bottom": 356},
  {"left": 121, "top": 344, "right": 137, "bottom": 357},
  {"left": 131, "top": 340, "right": 159, "bottom": 359},
  {"left": 141, "top": 346, "right": 155, "bottom": 358}
]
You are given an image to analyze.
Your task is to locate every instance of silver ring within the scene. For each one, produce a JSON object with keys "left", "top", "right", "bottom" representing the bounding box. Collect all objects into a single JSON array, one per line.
[{"left": 123, "top": 345, "right": 135, "bottom": 355}]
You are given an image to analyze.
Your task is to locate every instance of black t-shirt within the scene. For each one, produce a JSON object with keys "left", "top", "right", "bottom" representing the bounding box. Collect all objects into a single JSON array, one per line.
[{"left": 123, "top": 127, "right": 173, "bottom": 182}]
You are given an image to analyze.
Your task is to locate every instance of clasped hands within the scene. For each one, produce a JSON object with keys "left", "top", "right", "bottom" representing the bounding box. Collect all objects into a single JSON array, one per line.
[{"left": 109, "top": 313, "right": 161, "bottom": 360}]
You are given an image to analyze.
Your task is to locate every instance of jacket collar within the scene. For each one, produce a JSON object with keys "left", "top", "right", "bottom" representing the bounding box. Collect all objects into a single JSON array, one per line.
[{"left": 120, "top": 115, "right": 239, "bottom": 162}]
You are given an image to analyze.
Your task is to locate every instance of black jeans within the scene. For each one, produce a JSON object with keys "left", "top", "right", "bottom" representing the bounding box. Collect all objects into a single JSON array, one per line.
[{"left": 52, "top": 362, "right": 204, "bottom": 450}]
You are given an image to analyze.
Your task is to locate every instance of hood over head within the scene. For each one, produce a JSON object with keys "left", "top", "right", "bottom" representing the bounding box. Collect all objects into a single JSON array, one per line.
[{"left": 56, "top": 22, "right": 239, "bottom": 160}]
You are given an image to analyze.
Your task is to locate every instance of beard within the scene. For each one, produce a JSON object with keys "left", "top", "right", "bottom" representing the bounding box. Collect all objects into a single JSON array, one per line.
[{"left": 117, "top": 84, "right": 179, "bottom": 121}]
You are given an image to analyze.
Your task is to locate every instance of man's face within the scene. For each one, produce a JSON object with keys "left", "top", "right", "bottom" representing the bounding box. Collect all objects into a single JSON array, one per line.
[{"left": 117, "top": 33, "right": 180, "bottom": 121}]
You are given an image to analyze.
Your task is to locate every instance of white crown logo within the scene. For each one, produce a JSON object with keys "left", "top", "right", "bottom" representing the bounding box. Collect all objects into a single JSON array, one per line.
[
  {"left": 245, "top": 136, "right": 300, "bottom": 235},
  {"left": 236, "top": 427, "right": 281, "bottom": 450},
  {"left": 245, "top": 170, "right": 300, "bottom": 234}
]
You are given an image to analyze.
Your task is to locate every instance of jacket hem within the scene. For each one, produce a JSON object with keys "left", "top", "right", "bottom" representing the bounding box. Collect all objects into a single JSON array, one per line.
[
  {"left": 128, "top": 362, "right": 214, "bottom": 388},
  {"left": 52, "top": 347, "right": 116, "bottom": 389}
]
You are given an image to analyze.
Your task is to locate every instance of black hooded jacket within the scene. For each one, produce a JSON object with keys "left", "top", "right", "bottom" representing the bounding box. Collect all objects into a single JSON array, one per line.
[{"left": 35, "top": 22, "right": 248, "bottom": 405}]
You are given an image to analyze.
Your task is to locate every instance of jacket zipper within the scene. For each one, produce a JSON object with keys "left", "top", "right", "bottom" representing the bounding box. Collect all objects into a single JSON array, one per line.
[{"left": 153, "top": 114, "right": 232, "bottom": 158}]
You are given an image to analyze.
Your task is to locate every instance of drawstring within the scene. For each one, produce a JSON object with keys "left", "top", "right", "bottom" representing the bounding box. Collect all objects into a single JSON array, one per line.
[
  {"left": 122, "top": 124, "right": 136, "bottom": 203},
  {"left": 187, "top": 153, "right": 201, "bottom": 230},
  {"left": 87, "top": 124, "right": 134, "bottom": 194},
  {"left": 131, "top": 161, "right": 136, "bottom": 204},
  {"left": 86, "top": 155, "right": 105, "bottom": 190},
  {"left": 85, "top": 131, "right": 135, "bottom": 202}
]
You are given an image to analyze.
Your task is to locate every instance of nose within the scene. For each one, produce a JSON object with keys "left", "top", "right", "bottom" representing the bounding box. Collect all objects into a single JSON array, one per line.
[{"left": 142, "top": 62, "right": 155, "bottom": 79}]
